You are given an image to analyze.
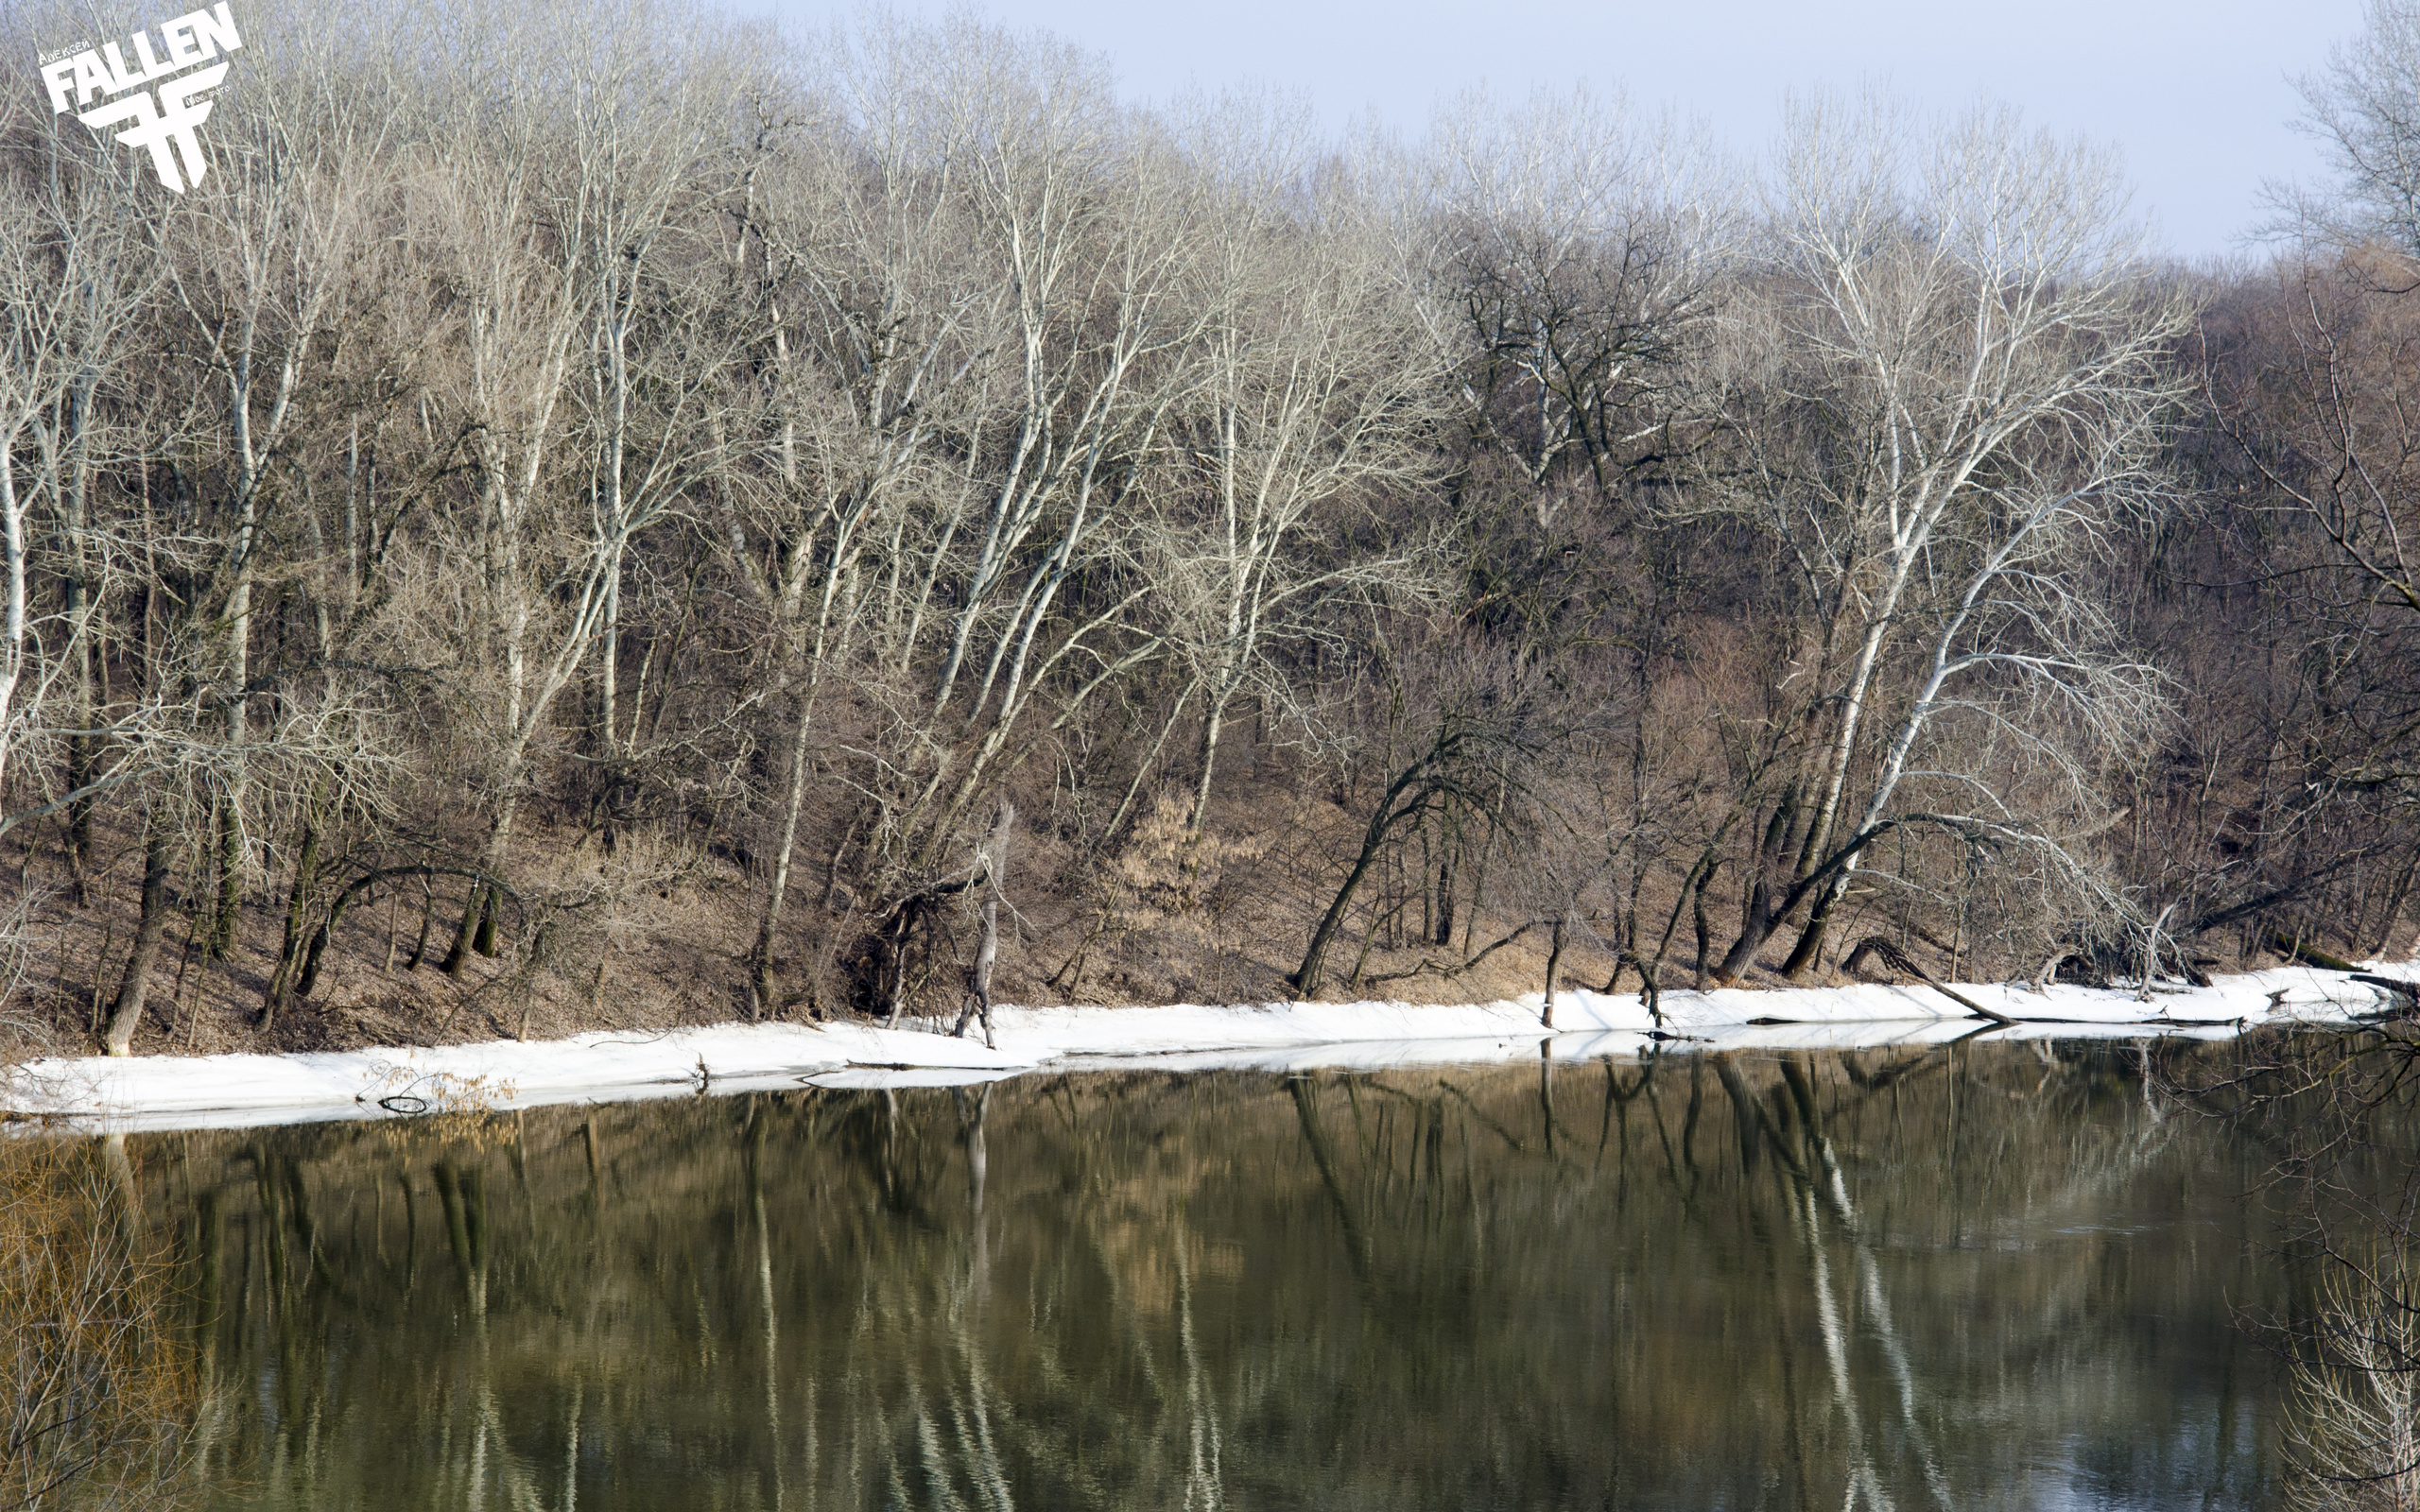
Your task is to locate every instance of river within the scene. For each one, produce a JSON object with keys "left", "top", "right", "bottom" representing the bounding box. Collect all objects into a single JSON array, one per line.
[{"left": 65, "top": 1038, "right": 2294, "bottom": 1509}]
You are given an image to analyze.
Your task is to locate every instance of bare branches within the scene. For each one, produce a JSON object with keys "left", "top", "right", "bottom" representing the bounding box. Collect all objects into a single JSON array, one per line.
[
  {"left": 1696, "top": 98, "right": 2189, "bottom": 982},
  {"left": 0, "top": 0, "right": 2400, "bottom": 1053}
]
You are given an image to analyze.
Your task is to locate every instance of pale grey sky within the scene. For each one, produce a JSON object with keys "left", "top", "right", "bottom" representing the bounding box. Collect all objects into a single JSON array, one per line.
[{"left": 738, "top": 0, "right": 2366, "bottom": 259}]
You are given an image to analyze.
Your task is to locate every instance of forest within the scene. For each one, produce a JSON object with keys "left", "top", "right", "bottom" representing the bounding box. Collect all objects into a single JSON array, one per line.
[{"left": 5, "top": 0, "right": 2420, "bottom": 1058}]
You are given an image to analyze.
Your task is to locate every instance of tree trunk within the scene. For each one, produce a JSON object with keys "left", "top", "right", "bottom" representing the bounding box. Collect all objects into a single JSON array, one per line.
[
  {"left": 1188, "top": 696, "right": 1229, "bottom": 837},
  {"left": 102, "top": 822, "right": 174, "bottom": 1057},
  {"left": 445, "top": 802, "right": 520, "bottom": 975},
  {"left": 404, "top": 876, "right": 434, "bottom": 970},
  {"left": 1542, "top": 917, "right": 1566, "bottom": 1028},
  {"left": 473, "top": 885, "right": 501, "bottom": 956},
  {"left": 1294, "top": 765, "right": 1431, "bottom": 999},
  {"left": 1691, "top": 866, "right": 1715, "bottom": 989},
  {"left": 60, "top": 374, "right": 98, "bottom": 901},
  {"left": 1842, "top": 934, "right": 2013, "bottom": 1024},
  {"left": 747, "top": 686, "right": 819, "bottom": 1020},
  {"left": 260, "top": 804, "right": 326, "bottom": 1029},
  {"left": 1432, "top": 846, "right": 1456, "bottom": 947},
  {"left": 953, "top": 901, "right": 999, "bottom": 1048},
  {"left": 2271, "top": 929, "right": 2360, "bottom": 972},
  {"left": 295, "top": 906, "right": 345, "bottom": 1003},
  {"left": 205, "top": 793, "right": 243, "bottom": 959},
  {"left": 1779, "top": 872, "right": 1848, "bottom": 981},
  {"left": 1711, "top": 792, "right": 1800, "bottom": 983},
  {"left": 441, "top": 884, "right": 485, "bottom": 975}
]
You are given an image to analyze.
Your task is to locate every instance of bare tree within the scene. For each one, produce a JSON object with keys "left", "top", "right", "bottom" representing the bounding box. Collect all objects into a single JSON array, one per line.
[
  {"left": 142, "top": 6, "right": 406, "bottom": 958},
  {"left": 1702, "top": 98, "right": 2187, "bottom": 982},
  {"left": 1426, "top": 83, "right": 1733, "bottom": 500},
  {"left": 2278, "top": 0, "right": 2420, "bottom": 256},
  {"left": 886, "top": 38, "right": 1214, "bottom": 868},
  {"left": 725, "top": 18, "right": 1005, "bottom": 1016},
  {"left": 1159, "top": 94, "right": 1449, "bottom": 836},
  {"left": 406, "top": 0, "right": 744, "bottom": 971},
  {"left": 0, "top": 115, "right": 154, "bottom": 833},
  {"left": 1290, "top": 633, "right": 1583, "bottom": 999}
]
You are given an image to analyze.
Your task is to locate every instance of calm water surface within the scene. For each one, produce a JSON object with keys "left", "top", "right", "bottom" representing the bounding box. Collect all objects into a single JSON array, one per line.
[{"left": 123, "top": 1040, "right": 2286, "bottom": 1509}]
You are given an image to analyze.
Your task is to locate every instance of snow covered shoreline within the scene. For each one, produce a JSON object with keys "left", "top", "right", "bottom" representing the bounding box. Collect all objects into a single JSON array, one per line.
[{"left": 4, "top": 964, "right": 2401, "bottom": 1133}]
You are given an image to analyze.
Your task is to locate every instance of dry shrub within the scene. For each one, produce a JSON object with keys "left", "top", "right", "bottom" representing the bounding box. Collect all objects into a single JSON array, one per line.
[
  {"left": 0, "top": 1138, "right": 197, "bottom": 1511},
  {"left": 358, "top": 1061, "right": 520, "bottom": 1117},
  {"left": 1100, "top": 792, "right": 1271, "bottom": 1000},
  {"left": 1112, "top": 794, "right": 1262, "bottom": 943}
]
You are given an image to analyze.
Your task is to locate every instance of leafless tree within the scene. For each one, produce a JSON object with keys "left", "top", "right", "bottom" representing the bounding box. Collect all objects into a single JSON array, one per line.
[
  {"left": 2277, "top": 0, "right": 2420, "bottom": 257},
  {"left": 403, "top": 0, "right": 746, "bottom": 971},
  {"left": 0, "top": 111, "right": 155, "bottom": 837},
  {"left": 1700, "top": 98, "right": 2187, "bottom": 982},
  {"left": 1157, "top": 94, "right": 1450, "bottom": 836}
]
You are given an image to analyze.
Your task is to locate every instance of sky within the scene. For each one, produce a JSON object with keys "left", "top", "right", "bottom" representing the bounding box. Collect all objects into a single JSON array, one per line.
[{"left": 737, "top": 0, "right": 2370, "bottom": 261}]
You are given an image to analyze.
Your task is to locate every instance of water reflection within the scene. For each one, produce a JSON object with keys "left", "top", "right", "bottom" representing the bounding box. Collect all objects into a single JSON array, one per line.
[
  {"left": 0, "top": 1137, "right": 199, "bottom": 1511},
  {"left": 89, "top": 1041, "right": 2285, "bottom": 1509}
]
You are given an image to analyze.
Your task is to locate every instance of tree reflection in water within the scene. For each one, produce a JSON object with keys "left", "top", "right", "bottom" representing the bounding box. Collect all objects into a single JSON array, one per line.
[
  {"left": 1, "top": 1136, "right": 201, "bottom": 1511},
  {"left": 2183, "top": 1024, "right": 2420, "bottom": 1510},
  {"left": 82, "top": 1040, "right": 2291, "bottom": 1509}
]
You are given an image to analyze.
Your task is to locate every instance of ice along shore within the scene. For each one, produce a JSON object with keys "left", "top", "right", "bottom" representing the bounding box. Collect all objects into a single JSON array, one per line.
[{"left": 3, "top": 964, "right": 2401, "bottom": 1133}]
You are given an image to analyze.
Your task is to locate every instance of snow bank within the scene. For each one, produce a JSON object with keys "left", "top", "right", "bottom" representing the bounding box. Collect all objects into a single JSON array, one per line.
[{"left": 2, "top": 962, "right": 2395, "bottom": 1133}]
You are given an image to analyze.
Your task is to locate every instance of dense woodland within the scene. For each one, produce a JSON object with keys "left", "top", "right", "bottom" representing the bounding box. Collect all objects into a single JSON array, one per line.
[{"left": 6, "top": 0, "right": 2420, "bottom": 1057}]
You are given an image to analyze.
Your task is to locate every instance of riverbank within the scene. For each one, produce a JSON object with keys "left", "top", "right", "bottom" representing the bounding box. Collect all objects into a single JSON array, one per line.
[{"left": 3, "top": 963, "right": 2398, "bottom": 1133}]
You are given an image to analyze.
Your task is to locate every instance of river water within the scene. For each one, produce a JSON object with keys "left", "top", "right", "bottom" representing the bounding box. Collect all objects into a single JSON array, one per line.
[{"left": 111, "top": 1039, "right": 2286, "bottom": 1509}]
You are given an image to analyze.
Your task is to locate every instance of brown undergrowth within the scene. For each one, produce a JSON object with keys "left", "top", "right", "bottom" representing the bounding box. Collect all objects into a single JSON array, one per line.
[
  {"left": 0, "top": 773, "right": 1631, "bottom": 1061},
  {"left": 0, "top": 763, "right": 2276, "bottom": 1064}
]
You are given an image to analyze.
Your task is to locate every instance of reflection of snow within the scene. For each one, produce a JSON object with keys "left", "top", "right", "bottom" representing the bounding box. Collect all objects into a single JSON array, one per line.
[{"left": 2, "top": 961, "right": 2394, "bottom": 1132}]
